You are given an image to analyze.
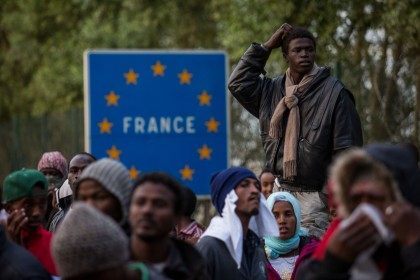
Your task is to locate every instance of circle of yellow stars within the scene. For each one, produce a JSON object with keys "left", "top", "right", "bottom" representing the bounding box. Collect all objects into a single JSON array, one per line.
[{"left": 101, "top": 62, "right": 222, "bottom": 182}]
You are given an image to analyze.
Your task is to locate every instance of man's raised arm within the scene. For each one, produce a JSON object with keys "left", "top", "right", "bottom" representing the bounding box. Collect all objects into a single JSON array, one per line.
[{"left": 228, "top": 23, "right": 292, "bottom": 118}]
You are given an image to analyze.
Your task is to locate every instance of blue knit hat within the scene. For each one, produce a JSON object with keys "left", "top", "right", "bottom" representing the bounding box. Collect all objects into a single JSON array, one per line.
[{"left": 210, "top": 167, "right": 257, "bottom": 215}]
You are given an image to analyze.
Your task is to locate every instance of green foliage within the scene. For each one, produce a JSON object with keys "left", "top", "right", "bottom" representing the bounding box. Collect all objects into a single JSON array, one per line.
[{"left": 0, "top": 0, "right": 418, "bottom": 168}]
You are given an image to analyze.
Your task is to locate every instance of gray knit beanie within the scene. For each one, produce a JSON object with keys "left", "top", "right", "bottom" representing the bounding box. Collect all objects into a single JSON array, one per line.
[
  {"left": 52, "top": 202, "right": 129, "bottom": 278},
  {"left": 76, "top": 158, "right": 131, "bottom": 224}
]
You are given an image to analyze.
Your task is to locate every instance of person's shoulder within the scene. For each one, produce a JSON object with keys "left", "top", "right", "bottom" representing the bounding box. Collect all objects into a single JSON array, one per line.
[
  {"left": 196, "top": 236, "right": 224, "bottom": 248},
  {"left": 1, "top": 238, "right": 51, "bottom": 279},
  {"left": 170, "top": 237, "right": 209, "bottom": 278},
  {"left": 196, "top": 236, "right": 227, "bottom": 254},
  {"left": 317, "top": 69, "right": 355, "bottom": 104},
  {"left": 171, "top": 237, "right": 203, "bottom": 258}
]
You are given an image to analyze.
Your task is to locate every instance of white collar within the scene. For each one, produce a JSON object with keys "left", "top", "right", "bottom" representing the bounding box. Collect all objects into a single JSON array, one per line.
[{"left": 201, "top": 190, "right": 278, "bottom": 268}]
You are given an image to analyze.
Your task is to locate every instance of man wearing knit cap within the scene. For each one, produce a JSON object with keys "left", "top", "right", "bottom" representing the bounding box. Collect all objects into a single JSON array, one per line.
[
  {"left": 75, "top": 158, "right": 131, "bottom": 227},
  {"left": 2, "top": 169, "right": 58, "bottom": 276},
  {"left": 37, "top": 151, "right": 68, "bottom": 230},
  {"left": 196, "top": 167, "right": 278, "bottom": 280},
  {"left": 52, "top": 203, "right": 141, "bottom": 280},
  {"left": 130, "top": 172, "right": 207, "bottom": 279}
]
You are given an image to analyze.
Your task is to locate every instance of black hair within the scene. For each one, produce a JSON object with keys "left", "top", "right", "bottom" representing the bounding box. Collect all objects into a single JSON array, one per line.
[
  {"left": 73, "top": 152, "right": 97, "bottom": 161},
  {"left": 259, "top": 167, "right": 273, "bottom": 179},
  {"left": 180, "top": 186, "right": 197, "bottom": 218},
  {"left": 132, "top": 172, "right": 182, "bottom": 215},
  {"left": 281, "top": 27, "right": 316, "bottom": 55}
]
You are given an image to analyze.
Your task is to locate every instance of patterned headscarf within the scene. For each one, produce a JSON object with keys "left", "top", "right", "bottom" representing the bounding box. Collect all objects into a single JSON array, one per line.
[{"left": 37, "top": 151, "right": 68, "bottom": 179}]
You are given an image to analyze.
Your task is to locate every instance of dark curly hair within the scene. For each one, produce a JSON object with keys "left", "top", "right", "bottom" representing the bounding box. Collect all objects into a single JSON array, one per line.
[
  {"left": 180, "top": 186, "right": 197, "bottom": 218},
  {"left": 281, "top": 27, "right": 316, "bottom": 55},
  {"left": 132, "top": 172, "right": 183, "bottom": 214}
]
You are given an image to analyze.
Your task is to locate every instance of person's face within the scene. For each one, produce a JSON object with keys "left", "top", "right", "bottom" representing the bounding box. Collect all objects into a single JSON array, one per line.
[
  {"left": 129, "top": 182, "right": 177, "bottom": 241},
  {"left": 6, "top": 185, "right": 47, "bottom": 230},
  {"left": 41, "top": 167, "right": 64, "bottom": 191},
  {"left": 260, "top": 172, "right": 275, "bottom": 199},
  {"left": 272, "top": 201, "right": 296, "bottom": 240},
  {"left": 285, "top": 38, "right": 315, "bottom": 76},
  {"left": 68, "top": 155, "right": 95, "bottom": 192},
  {"left": 76, "top": 179, "right": 122, "bottom": 222},
  {"left": 234, "top": 178, "right": 261, "bottom": 217},
  {"left": 349, "top": 179, "right": 393, "bottom": 213}
]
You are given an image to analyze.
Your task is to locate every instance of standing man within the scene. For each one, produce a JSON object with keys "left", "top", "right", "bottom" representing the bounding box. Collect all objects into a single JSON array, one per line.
[
  {"left": 75, "top": 158, "right": 132, "bottom": 230},
  {"left": 129, "top": 172, "right": 207, "bottom": 279},
  {"left": 52, "top": 203, "right": 141, "bottom": 280},
  {"left": 196, "top": 167, "right": 278, "bottom": 280},
  {"left": 37, "top": 151, "right": 68, "bottom": 230},
  {"left": 3, "top": 169, "right": 57, "bottom": 276},
  {"left": 68, "top": 152, "right": 97, "bottom": 194},
  {"left": 228, "top": 24, "right": 363, "bottom": 237},
  {"left": 0, "top": 224, "right": 51, "bottom": 279},
  {"left": 48, "top": 152, "right": 96, "bottom": 231},
  {"left": 175, "top": 186, "right": 205, "bottom": 245}
]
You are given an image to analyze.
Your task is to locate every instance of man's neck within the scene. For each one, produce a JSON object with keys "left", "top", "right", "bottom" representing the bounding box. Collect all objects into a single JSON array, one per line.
[
  {"left": 290, "top": 71, "right": 305, "bottom": 84},
  {"left": 236, "top": 211, "right": 251, "bottom": 237},
  {"left": 131, "top": 236, "right": 170, "bottom": 264}
]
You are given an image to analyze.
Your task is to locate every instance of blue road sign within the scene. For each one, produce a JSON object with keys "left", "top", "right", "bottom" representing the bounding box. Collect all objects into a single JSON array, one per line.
[{"left": 84, "top": 50, "right": 229, "bottom": 195}]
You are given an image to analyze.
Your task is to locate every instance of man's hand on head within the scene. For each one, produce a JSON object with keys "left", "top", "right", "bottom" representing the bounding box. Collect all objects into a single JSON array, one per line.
[{"left": 263, "top": 23, "right": 293, "bottom": 50}]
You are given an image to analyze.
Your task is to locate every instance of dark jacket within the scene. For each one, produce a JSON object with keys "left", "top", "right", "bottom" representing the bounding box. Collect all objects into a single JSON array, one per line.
[
  {"left": 296, "top": 241, "right": 420, "bottom": 280},
  {"left": 229, "top": 43, "right": 363, "bottom": 190},
  {"left": 196, "top": 230, "right": 268, "bottom": 280},
  {"left": 0, "top": 226, "right": 51, "bottom": 280},
  {"left": 150, "top": 237, "right": 209, "bottom": 280}
]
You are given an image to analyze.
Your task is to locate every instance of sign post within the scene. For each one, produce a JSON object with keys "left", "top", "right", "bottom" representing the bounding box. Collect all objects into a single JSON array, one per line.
[{"left": 84, "top": 50, "right": 229, "bottom": 195}]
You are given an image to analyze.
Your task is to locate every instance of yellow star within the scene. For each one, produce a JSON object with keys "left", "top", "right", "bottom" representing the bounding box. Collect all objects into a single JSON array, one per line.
[
  {"left": 178, "top": 69, "right": 192, "bottom": 85},
  {"left": 107, "top": 145, "right": 122, "bottom": 160},
  {"left": 124, "top": 69, "right": 139, "bottom": 84},
  {"left": 98, "top": 118, "right": 113, "bottom": 134},
  {"left": 198, "top": 91, "right": 212, "bottom": 106},
  {"left": 179, "top": 165, "right": 194, "bottom": 181},
  {"left": 151, "top": 61, "right": 166, "bottom": 76},
  {"left": 105, "top": 91, "right": 120, "bottom": 106},
  {"left": 129, "top": 166, "right": 140, "bottom": 180},
  {"left": 205, "top": 118, "right": 220, "bottom": 133},
  {"left": 198, "top": 144, "right": 212, "bottom": 160}
]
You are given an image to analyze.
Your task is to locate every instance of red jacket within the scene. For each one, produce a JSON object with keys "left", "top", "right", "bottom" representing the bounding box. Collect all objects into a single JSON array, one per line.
[{"left": 21, "top": 226, "right": 57, "bottom": 275}]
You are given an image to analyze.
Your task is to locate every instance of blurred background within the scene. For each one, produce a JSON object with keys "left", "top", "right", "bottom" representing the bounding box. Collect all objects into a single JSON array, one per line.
[{"left": 0, "top": 0, "right": 419, "bottom": 183}]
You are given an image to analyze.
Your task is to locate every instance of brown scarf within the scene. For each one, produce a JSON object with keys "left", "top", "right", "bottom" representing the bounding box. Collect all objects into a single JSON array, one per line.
[{"left": 269, "top": 65, "right": 320, "bottom": 180}]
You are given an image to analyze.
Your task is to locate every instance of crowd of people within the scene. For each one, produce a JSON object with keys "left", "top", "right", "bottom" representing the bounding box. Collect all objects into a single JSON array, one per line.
[{"left": 1, "top": 24, "right": 420, "bottom": 280}]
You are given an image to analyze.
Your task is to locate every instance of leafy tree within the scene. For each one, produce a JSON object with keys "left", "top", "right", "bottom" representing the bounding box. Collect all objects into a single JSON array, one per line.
[{"left": 0, "top": 0, "right": 418, "bottom": 174}]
